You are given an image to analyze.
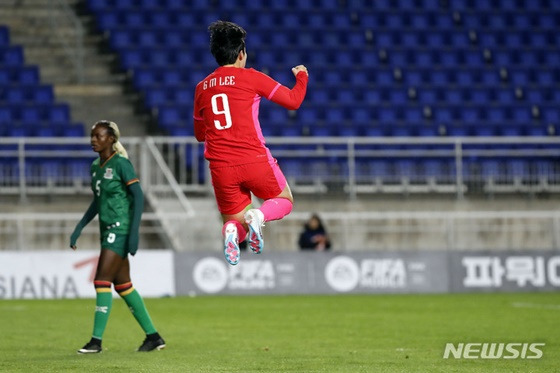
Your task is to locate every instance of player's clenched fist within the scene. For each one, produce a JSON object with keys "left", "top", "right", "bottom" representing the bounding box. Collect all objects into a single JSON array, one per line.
[{"left": 292, "top": 65, "right": 308, "bottom": 76}]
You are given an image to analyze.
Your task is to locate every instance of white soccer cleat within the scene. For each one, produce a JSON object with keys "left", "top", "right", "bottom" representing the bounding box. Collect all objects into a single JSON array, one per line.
[
  {"left": 223, "top": 223, "right": 240, "bottom": 265},
  {"left": 244, "top": 209, "right": 265, "bottom": 254}
]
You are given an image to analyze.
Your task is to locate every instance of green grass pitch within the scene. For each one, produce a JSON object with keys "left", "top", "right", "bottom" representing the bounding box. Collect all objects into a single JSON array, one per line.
[{"left": 0, "top": 293, "right": 558, "bottom": 372}]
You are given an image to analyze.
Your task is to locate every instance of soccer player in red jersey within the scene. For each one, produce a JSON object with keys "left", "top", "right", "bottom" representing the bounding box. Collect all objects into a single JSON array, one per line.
[{"left": 193, "top": 21, "right": 308, "bottom": 265}]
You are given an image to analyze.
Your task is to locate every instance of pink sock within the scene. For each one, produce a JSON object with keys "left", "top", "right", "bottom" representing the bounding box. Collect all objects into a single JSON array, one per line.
[
  {"left": 222, "top": 220, "right": 247, "bottom": 242},
  {"left": 259, "top": 198, "right": 293, "bottom": 222}
]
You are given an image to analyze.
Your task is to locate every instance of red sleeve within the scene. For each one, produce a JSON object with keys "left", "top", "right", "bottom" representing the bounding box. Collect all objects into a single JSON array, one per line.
[
  {"left": 255, "top": 70, "right": 309, "bottom": 110},
  {"left": 193, "top": 83, "right": 205, "bottom": 142},
  {"left": 194, "top": 117, "right": 205, "bottom": 142}
]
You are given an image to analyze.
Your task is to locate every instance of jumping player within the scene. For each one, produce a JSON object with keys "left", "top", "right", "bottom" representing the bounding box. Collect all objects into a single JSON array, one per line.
[
  {"left": 70, "top": 120, "right": 165, "bottom": 353},
  {"left": 193, "top": 21, "right": 308, "bottom": 265}
]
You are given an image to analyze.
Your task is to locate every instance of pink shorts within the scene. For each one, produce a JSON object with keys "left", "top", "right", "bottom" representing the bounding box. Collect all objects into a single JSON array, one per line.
[{"left": 210, "top": 159, "right": 287, "bottom": 215}]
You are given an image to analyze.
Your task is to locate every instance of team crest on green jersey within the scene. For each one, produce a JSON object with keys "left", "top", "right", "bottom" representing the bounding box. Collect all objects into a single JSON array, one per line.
[{"left": 104, "top": 168, "right": 114, "bottom": 179}]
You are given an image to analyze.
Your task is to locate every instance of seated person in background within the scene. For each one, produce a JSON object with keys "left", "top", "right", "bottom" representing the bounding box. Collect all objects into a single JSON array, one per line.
[{"left": 298, "top": 214, "right": 331, "bottom": 251}]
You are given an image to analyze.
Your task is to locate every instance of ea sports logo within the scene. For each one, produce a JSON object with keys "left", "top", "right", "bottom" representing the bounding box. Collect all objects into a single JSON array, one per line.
[
  {"left": 324, "top": 256, "right": 360, "bottom": 292},
  {"left": 192, "top": 257, "right": 228, "bottom": 293}
]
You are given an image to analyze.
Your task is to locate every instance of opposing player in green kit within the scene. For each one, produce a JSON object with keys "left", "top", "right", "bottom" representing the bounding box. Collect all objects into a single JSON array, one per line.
[{"left": 70, "top": 120, "right": 165, "bottom": 354}]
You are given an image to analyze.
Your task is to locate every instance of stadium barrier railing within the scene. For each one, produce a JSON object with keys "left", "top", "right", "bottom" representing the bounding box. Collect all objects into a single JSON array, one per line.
[
  {"left": 2, "top": 136, "right": 559, "bottom": 199},
  {"left": 1, "top": 136, "right": 560, "bottom": 251}
]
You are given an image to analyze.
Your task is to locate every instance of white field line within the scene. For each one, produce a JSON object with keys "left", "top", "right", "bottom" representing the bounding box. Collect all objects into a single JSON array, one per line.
[{"left": 511, "top": 302, "right": 560, "bottom": 310}]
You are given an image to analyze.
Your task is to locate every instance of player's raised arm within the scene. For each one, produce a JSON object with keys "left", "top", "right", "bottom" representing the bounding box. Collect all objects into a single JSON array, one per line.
[{"left": 262, "top": 65, "right": 309, "bottom": 110}]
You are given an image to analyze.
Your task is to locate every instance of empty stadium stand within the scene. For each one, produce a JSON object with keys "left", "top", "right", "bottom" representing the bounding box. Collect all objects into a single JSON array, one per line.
[
  {"left": 81, "top": 0, "right": 560, "bottom": 194},
  {"left": 0, "top": 24, "right": 87, "bottom": 187},
  {"left": 2, "top": 0, "right": 560, "bottom": 195}
]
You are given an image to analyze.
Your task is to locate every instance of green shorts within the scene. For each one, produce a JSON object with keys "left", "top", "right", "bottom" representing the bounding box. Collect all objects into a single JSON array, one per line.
[{"left": 100, "top": 230, "right": 128, "bottom": 258}]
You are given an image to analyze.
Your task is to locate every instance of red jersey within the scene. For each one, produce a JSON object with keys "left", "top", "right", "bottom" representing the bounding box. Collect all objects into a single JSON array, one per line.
[{"left": 193, "top": 66, "right": 308, "bottom": 168}]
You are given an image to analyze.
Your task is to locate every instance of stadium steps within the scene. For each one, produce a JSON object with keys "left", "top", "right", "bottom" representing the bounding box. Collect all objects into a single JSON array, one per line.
[
  {"left": 148, "top": 197, "right": 222, "bottom": 252},
  {"left": 0, "top": 1, "right": 148, "bottom": 136}
]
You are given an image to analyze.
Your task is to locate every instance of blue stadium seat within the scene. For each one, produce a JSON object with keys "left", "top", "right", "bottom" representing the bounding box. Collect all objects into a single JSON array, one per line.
[
  {"left": 400, "top": 32, "right": 421, "bottom": 47},
  {"left": 390, "top": 126, "right": 413, "bottom": 137},
  {"left": 418, "top": 89, "right": 439, "bottom": 105},
  {"left": 5, "top": 86, "right": 26, "bottom": 103},
  {"left": 339, "top": 124, "right": 361, "bottom": 137},
  {"left": 176, "top": 12, "right": 197, "bottom": 27},
  {"left": 455, "top": 70, "right": 477, "bottom": 87},
  {"left": 359, "top": 13, "right": 379, "bottom": 28},
  {"left": 378, "top": 106, "right": 398, "bottom": 124},
  {"left": 144, "top": 88, "right": 168, "bottom": 108},
  {"left": 487, "top": 107, "right": 507, "bottom": 125},
  {"left": 167, "top": 125, "right": 193, "bottom": 136},
  {"left": 17, "top": 66, "right": 40, "bottom": 84},
  {"left": 480, "top": 69, "right": 500, "bottom": 85},
  {"left": 460, "top": 107, "right": 482, "bottom": 125},
  {"left": 151, "top": 11, "right": 171, "bottom": 27},
  {"left": 308, "top": 89, "right": 329, "bottom": 105},
  {"left": 35, "top": 126, "right": 57, "bottom": 138},
  {"left": 309, "top": 124, "right": 333, "bottom": 137},
  {"left": 468, "top": 88, "right": 493, "bottom": 104},
  {"left": 0, "top": 106, "right": 12, "bottom": 124},
  {"left": 511, "top": 106, "right": 532, "bottom": 125},
  {"left": 132, "top": 68, "right": 157, "bottom": 89},
  {"left": 535, "top": 70, "right": 555, "bottom": 86},
  {"left": 447, "top": 125, "right": 469, "bottom": 137},
  {"left": 279, "top": 124, "right": 302, "bottom": 137},
  {"left": 404, "top": 107, "right": 423, "bottom": 124},
  {"left": 34, "top": 85, "right": 54, "bottom": 103},
  {"left": 542, "top": 107, "right": 560, "bottom": 124},
  {"left": 430, "top": 70, "right": 450, "bottom": 86},
  {"left": 510, "top": 70, "right": 530, "bottom": 85},
  {"left": 0, "top": 46, "right": 24, "bottom": 65},
  {"left": 479, "top": 33, "right": 499, "bottom": 48},
  {"left": 110, "top": 29, "right": 135, "bottom": 49},
  {"left": 48, "top": 105, "right": 70, "bottom": 123},
  {"left": 495, "top": 89, "right": 515, "bottom": 105},
  {"left": 538, "top": 13, "right": 555, "bottom": 28},
  {"left": 403, "top": 70, "right": 425, "bottom": 86},
  {"left": 61, "top": 123, "right": 84, "bottom": 138},
  {"left": 440, "top": 51, "right": 461, "bottom": 67},
  {"left": 140, "top": 0, "right": 160, "bottom": 9},
  {"left": 364, "top": 125, "right": 386, "bottom": 138},
  {"left": 499, "top": 124, "right": 523, "bottom": 137},
  {"left": 8, "top": 125, "right": 32, "bottom": 137},
  {"left": 523, "top": 125, "right": 548, "bottom": 137},
  {"left": 445, "top": 89, "right": 465, "bottom": 105},
  {"left": 0, "top": 26, "right": 10, "bottom": 45},
  {"left": 298, "top": 109, "right": 320, "bottom": 126},
  {"left": 125, "top": 11, "right": 147, "bottom": 27},
  {"left": 472, "top": 125, "right": 496, "bottom": 137},
  {"left": 158, "top": 106, "right": 181, "bottom": 128},
  {"left": 21, "top": 105, "right": 43, "bottom": 124},
  {"left": 361, "top": 160, "right": 390, "bottom": 180},
  {"left": 335, "top": 51, "right": 358, "bottom": 67}
]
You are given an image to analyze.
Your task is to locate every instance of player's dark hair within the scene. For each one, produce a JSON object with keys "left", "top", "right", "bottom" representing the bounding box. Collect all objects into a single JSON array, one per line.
[{"left": 208, "top": 20, "right": 246, "bottom": 66}]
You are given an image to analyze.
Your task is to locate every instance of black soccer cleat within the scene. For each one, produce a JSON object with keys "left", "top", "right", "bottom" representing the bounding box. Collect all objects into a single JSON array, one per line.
[
  {"left": 137, "top": 334, "right": 166, "bottom": 352},
  {"left": 77, "top": 338, "right": 102, "bottom": 354}
]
